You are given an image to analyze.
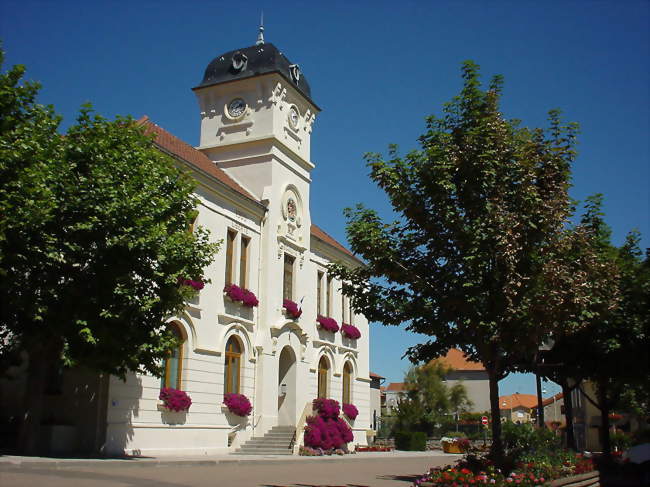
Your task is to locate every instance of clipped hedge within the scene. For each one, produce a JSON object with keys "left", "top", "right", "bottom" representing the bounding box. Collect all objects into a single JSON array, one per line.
[{"left": 395, "top": 431, "right": 427, "bottom": 451}]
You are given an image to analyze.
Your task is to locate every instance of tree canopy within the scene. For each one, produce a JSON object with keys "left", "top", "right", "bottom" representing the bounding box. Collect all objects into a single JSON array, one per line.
[
  {"left": 0, "top": 50, "right": 218, "bottom": 452},
  {"left": 329, "top": 61, "right": 580, "bottom": 458}
]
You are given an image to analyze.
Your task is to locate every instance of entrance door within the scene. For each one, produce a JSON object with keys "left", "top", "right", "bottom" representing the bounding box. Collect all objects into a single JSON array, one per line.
[{"left": 277, "top": 346, "right": 297, "bottom": 426}]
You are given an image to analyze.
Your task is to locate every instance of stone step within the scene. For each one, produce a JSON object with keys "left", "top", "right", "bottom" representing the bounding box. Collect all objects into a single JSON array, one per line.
[
  {"left": 235, "top": 450, "right": 293, "bottom": 455},
  {"left": 232, "top": 425, "right": 296, "bottom": 456},
  {"left": 239, "top": 443, "right": 293, "bottom": 448}
]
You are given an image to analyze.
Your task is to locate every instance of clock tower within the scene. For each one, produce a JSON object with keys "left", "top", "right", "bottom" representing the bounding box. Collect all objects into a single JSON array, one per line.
[{"left": 192, "top": 35, "right": 320, "bottom": 202}]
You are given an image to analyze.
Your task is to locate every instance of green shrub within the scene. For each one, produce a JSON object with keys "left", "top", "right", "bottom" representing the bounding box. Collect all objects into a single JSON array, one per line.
[
  {"left": 610, "top": 431, "right": 633, "bottom": 451},
  {"left": 395, "top": 431, "right": 427, "bottom": 451},
  {"left": 501, "top": 421, "right": 560, "bottom": 462}
]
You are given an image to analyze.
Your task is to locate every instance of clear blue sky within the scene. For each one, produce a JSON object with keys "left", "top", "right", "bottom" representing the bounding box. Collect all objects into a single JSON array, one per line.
[{"left": 2, "top": 1, "right": 648, "bottom": 398}]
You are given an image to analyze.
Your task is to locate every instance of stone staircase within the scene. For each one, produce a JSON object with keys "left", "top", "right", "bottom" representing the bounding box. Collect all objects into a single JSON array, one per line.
[{"left": 233, "top": 425, "right": 296, "bottom": 455}]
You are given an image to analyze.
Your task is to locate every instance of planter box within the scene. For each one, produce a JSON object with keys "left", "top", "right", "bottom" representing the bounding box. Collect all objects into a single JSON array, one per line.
[{"left": 441, "top": 442, "right": 463, "bottom": 454}]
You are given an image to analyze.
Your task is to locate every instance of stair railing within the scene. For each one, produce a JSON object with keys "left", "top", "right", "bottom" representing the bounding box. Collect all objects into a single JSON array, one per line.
[{"left": 292, "top": 401, "right": 315, "bottom": 454}]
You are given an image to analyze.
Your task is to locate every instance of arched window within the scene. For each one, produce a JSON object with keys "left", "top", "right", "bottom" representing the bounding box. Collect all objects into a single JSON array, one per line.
[
  {"left": 342, "top": 361, "right": 352, "bottom": 404},
  {"left": 317, "top": 356, "right": 329, "bottom": 398},
  {"left": 224, "top": 336, "right": 242, "bottom": 394},
  {"left": 162, "top": 323, "right": 185, "bottom": 389}
]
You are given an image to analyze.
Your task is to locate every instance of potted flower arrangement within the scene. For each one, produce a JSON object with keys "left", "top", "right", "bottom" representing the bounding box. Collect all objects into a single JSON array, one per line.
[
  {"left": 283, "top": 299, "right": 302, "bottom": 319},
  {"left": 441, "top": 436, "right": 471, "bottom": 454},
  {"left": 178, "top": 277, "right": 205, "bottom": 291},
  {"left": 342, "top": 403, "right": 359, "bottom": 421},
  {"left": 317, "top": 315, "right": 339, "bottom": 333},
  {"left": 224, "top": 283, "right": 259, "bottom": 308},
  {"left": 302, "top": 398, "right": 353, "bottom": 454},
  {"left": 159, "top": 387, "right": 192, "bottom": 412},
  {"left": 223, "top": 393, "right": 252, "bottom": 417},
  {"left": 341, "top": 323, "right": 361, "bottom": 339}
]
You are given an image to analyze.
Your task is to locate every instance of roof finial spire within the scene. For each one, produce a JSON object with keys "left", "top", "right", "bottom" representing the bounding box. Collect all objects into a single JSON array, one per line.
[{"left": 256, "top": 12, "right": 265, "bottom": 45}]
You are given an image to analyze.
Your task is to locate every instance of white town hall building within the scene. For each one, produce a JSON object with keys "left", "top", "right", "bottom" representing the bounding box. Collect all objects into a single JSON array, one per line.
[
  {"left": 108, "top": 36, "right": 371, "bottom": 455},
  {"left": 0, "top": 34, "right": 371, "bottom": 456}
]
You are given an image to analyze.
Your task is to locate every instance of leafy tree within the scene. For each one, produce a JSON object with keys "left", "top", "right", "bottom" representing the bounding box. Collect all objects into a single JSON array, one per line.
[
  {"left": 330, "top": 61, "right": 578, "bottom": 460},
  {"left": 0, "top": 52, "right": 219, "bottom": 453},
  {"left": 541, "top": 196, "right": 648, "bottom": 455},
  {"left": 394, "top": 362, "right": 472, "bottom": 435}
]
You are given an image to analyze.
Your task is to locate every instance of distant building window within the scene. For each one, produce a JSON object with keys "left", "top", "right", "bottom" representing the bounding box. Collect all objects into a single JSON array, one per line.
[
  {"left": 326, "top": 275, "right": 333, "bottom": 316},
  {"left": 239, "top": 235, "right": 250, "bottom": 289},
  {"left": 317, "top": 271, "right": 323, "bottom": 315},
  {"left": 162, "top": 322, "right": 185, "bottom": 390},
  {"left": 224, "top": 336, "right": 242, "bottom": 394},
  {"left": 317, "top": 356, "right": 329, "bottom": 398},
  {"left": 342, "top": 362, "right": 352, "bottom": 405},
  {"left": 283, "top": 254, "right": 295, "bottom": 301},
  {"left": 225, "top": 229, "right": 236, "bottom": 285}
]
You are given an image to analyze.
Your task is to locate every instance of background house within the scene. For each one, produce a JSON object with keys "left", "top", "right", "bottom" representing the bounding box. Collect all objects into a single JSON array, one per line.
[
  {"left": 369, "top": 372, "right": 384, "bottom": 432},
  {"left": 542, "top": 392, "right": 564, "bottom": 428},
  {"left": 499, "top": 393, "right": 538, "bottom": 423},
  {"left": 383, "top": 382, "right": 406, "bottom": 415},
  {"left": 431, "top": 349, "right": 490, "bottom": 413}
]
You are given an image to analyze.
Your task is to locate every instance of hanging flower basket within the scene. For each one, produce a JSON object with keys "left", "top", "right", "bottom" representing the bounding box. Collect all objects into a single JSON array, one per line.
[
  {"left": 341, "top": 323, "right": 361, "bottom": 339},
  {"left": 224, "top": 283, "right": 258, "bottom": 308},
  {"left": 342, "top": 403, "right": 359, "bottom": 420},
  {"left": 317, "top": 315, "right": 339, "bottom": 333},
  {"left": 178, "top": 277, "right": 205, "bottom": 291},
  {"left": 283, "top": 299, "right": 302, "bottom": 319},
  {"left": 223, "top": 393, "right": 253, "bottom": 417},
  {"left": 159, "top": 387, "right": 192, "bottom": 412}
]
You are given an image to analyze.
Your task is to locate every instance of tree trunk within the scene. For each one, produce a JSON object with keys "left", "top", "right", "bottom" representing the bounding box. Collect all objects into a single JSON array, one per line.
[
  {"left": 487, "top": 368, "right": 503, "bottom": 463},
  {"left": 561, "top": 380, "right": 576, "bottom": 451},
  {"left": 16, "top": 341, "right": 61, "bottom": 455},
  {"left": 536, "top": 371, "right": 544, "bottom": 428},
  {"left": 597, "top": 378, "right": 611, "bottom": 458}
]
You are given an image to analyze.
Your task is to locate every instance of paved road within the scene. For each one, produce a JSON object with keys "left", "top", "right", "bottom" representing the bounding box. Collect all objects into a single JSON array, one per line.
[{"left": 0, "top": 452, "right": 457, "bottom": 487}]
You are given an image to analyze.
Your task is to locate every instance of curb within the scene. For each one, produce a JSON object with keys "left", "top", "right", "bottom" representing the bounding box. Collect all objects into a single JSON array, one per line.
[{"left": 0, "top": 451, "right": 458, "bottom": 470}]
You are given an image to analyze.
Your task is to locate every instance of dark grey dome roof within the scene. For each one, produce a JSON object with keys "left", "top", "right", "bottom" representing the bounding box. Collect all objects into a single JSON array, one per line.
[{"left": 194, "top": 43, "right": 316, "bottom": 107}]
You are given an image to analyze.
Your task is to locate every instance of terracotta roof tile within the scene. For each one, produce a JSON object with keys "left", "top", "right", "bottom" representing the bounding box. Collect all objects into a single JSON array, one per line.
[
  {"left": 369, "top": 371, "right": 385, "bottom": 379},
  {"left": 137, "top": 116, "right": 259, "bottom": 204},
  {"left": 499, "top": 393, "right": 538, "bottom": 410},
  {"left": 542, "top": 392, "right": 563, "bottom": 406},
  {"left": 431, "top": 349, "right": 485, "bottom": 371},
  {"left": 310, "top": 224, "right": 359, "bottom": 262},
  {"left": 386, "top": 382, "right": 405, "bottom": 392}
]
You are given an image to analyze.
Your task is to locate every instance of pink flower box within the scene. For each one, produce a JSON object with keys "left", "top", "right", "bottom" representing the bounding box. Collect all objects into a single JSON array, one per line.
[
  {"left": 341, "top": 323, "right": 361, "bottom": 339},
  {"left": 159, "top": 387, "right": 192, "bottom": 412},
  {"left": 317, "top": 315, "right": 339, "bottom": 333}
]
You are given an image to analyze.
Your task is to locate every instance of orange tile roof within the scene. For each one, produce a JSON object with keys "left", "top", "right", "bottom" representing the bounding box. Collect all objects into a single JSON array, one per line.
[
  {"left": 369, "top": 371, "right": 385, "bottom": 379},
  {"left": 385, "top": 382, "right": 406, "bottom": 392},
  {"left": 430, "top": 348, "right": 485, "bottom": 371},
  {"left": 310, "top": 224, "right": 359, "bottom": 262},
  {"left": 542, "top": 392, "right": 563, "bottom": 406},
  {"left": 137, "top": 116, "right": 259, "bottom": 204},
  {"left": 499, "top": 393, "right": 538, "bottom": 410}
]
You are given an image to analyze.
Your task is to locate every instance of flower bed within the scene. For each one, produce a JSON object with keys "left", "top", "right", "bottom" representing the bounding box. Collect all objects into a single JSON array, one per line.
[
  {"left": 317, "top": 315, "right": 339, "bottom": 333},
  {"left": 413, "top": 452, "right": 596, "bottom": 487},
  {"left": 223, "top": 393, "right": 252, "bottom": 417},
  {"left": 356, "top": 445, "right": 393, "bottom": 452},
  {"left": 341, "top": 323, "right": 361, "bottom": 339},
  {"left": 159, "top": 387, "right": 192, "bottom": 412},
  {"left": 342, "top": 403, "right": 359, "bottom": 420},
  {"left": 224, "top": 283, "right": 258, "bottom": 307},
  {"left": 283, "top": 299, "right": 302, "bottom": 319}
]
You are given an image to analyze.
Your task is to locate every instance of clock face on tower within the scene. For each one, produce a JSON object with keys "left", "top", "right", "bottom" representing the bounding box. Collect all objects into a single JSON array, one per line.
[
  {"left": 227, "top": 98, "right": 247, "bottom": 119},
  {"left": 288, "top": 106, "right": 300, "bottom": 129}
]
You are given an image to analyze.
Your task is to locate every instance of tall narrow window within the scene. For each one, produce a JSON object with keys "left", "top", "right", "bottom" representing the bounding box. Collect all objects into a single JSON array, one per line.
[
  {"left": 326, "top": 276, "right": 333, "bottom": 316},
  {"left": 224, "top": 336, "right": 242, "bottom": 394},
  {"left": 162, "top": 323, "right": 184, "bottom": 390},
  {"left": 341, "top": 294, "right": 347, "bottom": 323},
  {"left": 342, "top": 362, "right": 352, "bottom": 405},
  {"left": 283, "top": 254, "right": 295, "bottom": 301},
  {"left": 317, "top": 356, "right": 329, "bottom": 398},
  {"left": 225, "top": 229, "right": 236, "bottom": 285},
  {"left": 239, "top": 236, "right": 249, "bottom": 289},
  {"left": 317, "top": 271, "right": 323, "bottom": 315}
]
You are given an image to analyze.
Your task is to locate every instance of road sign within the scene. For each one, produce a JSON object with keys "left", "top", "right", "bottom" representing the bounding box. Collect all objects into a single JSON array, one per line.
[{"left": 481, "top": 416, "right": 489, "bottom": 425}]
